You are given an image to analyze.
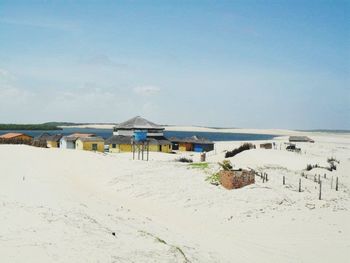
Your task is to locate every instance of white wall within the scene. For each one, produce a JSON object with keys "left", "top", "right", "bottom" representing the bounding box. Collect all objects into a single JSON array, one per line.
[{"left": 60, "top": 138, "right": 76, "bottom": 149}]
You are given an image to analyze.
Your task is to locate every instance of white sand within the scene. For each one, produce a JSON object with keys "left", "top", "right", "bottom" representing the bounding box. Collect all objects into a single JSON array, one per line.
[{"left": 0, "top": 133, "right": 349, "bottom": 262}]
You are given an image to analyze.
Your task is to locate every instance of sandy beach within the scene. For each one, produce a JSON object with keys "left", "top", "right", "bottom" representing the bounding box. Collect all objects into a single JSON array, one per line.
[
  {"left": 0, "top": 131, "right": 349, "bottom": 262},
  {"left": 1, "top": 0, "right": 348, "bottom": 261}
]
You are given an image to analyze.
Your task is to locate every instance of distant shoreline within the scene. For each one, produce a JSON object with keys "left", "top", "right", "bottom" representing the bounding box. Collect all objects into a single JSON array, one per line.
[{"left": 0, "top": 124, "right": 62, "bottom": 131}]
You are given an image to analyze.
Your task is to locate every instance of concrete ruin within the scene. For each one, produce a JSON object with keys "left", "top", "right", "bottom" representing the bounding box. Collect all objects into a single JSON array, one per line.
[{"left": 219, "top": 169, "right": 255, "bottom": 190}]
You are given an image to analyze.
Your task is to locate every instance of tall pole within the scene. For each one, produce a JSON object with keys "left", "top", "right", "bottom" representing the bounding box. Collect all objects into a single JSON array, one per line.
[
  {"left": 141, "top": 142, "right": 144, "bottom": 160},
  {"left": 138, "top": 144, "right": 140, "bottom": 160},
  {"left": 147, "top": 141, "right": 149, "bottom": 161}
]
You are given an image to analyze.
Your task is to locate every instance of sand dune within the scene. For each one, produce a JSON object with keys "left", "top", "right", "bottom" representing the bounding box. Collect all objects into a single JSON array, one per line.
[{"left": 0, "top": 134, "right": 349, "bottom": 262}]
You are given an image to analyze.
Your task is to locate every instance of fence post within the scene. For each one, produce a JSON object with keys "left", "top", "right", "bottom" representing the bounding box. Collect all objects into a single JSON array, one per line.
[
  {"left": 299, "top": 178, "right": 301, "bottom": 192},
  {"left": 265, "top": 173, "right": 268, "bottom": 182},
  {"left": 324, "top": 173, "right": 326, "bottom": 179},
  {"left": 336, "top": 177, "right": 339, "bottom": 191},
  {"left": 319, "top": 180, "right": 322, "bottom": 200},
  {"left": 318, "top": 174, "right": 320, "bottom": 184},
  {"left": 283, "top": 176, "right": 285, "bottom": 185}
]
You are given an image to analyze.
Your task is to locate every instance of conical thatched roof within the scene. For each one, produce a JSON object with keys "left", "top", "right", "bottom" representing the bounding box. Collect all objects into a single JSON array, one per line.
[{"left": 114, "top": 116, "right": 163, "bottom": 130}]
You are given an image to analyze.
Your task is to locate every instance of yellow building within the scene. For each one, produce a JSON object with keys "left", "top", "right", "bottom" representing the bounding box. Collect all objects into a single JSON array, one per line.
[
  {"left": 106, "top": 135, "right": 172, "bottom": 153},
  {"left": 106, "top": 116, "right": 172, "bottom": 153},
  {"left": 109, "top": 143, "right": 133, "bottom": 153},
  {"left": 107, "top": 135, "right": 132, "bottom": 153},
  {"left": 148, "top": 140, "right": 172, "bottom": 153},
  {"left": 75, "top": 137, "right": 104, "bottom": 152}
]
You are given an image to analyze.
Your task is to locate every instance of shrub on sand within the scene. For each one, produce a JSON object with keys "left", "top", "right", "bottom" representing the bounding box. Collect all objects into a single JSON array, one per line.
[
  {"left": 225, "top": 143, "right": 255, "bottom": 158},
  {"left": 176, "top": 157, "right": 193, "bottom": 163}
]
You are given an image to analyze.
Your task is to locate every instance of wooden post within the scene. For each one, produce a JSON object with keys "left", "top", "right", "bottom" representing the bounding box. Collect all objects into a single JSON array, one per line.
[
  {"left": 141, "top": 143, "right": 144, "bottom": 160},
  {"left": 262, "top": 174, "right": 265, "bottom": 183},
  {"left": 318, "top": 174, "right": 320, "bottom": 184},
  {"left": 283, "top": 176, "right": 285, "bottom": 185},
  {"left": 324, "top": 173, "right": 326, "bottom": 179},
  {"left": 336, "top": 177, "right": 339, "bottom": 191},
  {"left": 132, "top": 142, "right": 135, "bottom": 160},
  {"left": 138, "top": 145, "right": 140, "bottom": 160},
  {"left": 319, "top": 180, "right": 322, "bottom": 200},
  {"left": 147, "top": 142, "right": 149, "bottom": 161},
  {"left": 299, "top": 178, "right": 301, "bottom": 192},
  {"left": 265, "top": 173, "right": 268, "bottom": 182}
]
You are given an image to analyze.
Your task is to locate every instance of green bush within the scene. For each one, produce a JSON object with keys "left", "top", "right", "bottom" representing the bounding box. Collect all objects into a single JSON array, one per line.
[
  {"left": 176, "top": 157, "right": 193, "bottom": 163},
  {"left": 206, "top": 173, "right": 220, "bottom": 185},
  {"left": 225, "top": 143, "right": 255, "bottom": 158}
]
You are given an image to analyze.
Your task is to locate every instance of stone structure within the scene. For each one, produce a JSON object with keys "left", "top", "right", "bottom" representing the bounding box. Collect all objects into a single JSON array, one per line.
[{"left": 219, "top": 169, "right": 255, "bottom": 190}]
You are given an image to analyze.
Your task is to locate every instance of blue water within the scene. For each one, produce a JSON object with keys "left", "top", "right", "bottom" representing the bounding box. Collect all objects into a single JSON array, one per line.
[
  {"left": 164, "top": 131, "right": 276, "bottom": 141},
  {"left": 0, "top": 128, "right": 276, "bottom": 141}
]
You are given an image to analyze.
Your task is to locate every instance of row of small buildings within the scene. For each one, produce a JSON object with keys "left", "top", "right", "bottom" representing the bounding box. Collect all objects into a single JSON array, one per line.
[{"left": 0, "top": 117, "right": 215, "bottom": 154}]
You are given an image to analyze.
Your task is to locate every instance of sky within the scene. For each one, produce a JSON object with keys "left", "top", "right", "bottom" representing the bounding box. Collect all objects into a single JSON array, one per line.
[{"left": 0, "top": 0, "right": 349, "bottom": 129}]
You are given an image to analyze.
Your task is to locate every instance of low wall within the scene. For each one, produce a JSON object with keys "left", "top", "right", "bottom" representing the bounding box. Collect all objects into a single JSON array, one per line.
[{"left": 219, "top": 170, "right": 255, "bottom": 190}]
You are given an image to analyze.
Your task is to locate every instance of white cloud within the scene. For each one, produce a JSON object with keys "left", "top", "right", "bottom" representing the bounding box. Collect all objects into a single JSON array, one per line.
[
  {"left": 0, "top": 68, "right": 9, "bottom": 77},
  {"left": 0, "top": 68, "right": 15, "bottom": 81},
  {"left": 133, "top": 86, "right": 161, "bottom": 96}
]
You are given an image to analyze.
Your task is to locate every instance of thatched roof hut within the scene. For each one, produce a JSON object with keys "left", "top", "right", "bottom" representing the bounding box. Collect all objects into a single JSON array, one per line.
[{"left": 114, "top": 116, "right": 164, "bottom": 130}]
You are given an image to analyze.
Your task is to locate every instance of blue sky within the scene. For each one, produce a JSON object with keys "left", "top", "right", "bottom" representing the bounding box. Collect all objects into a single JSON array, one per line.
[{"left": 0, "top": 0, "right": 349, "bottom": 129}]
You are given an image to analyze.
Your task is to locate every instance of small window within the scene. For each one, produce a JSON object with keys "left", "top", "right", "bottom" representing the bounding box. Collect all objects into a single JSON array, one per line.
[
  {"left": 112, "top": 144, "right": 116, "bottom": 148},
  {"left": 92, "top": 143, "right": 98, "bottom": 151}
]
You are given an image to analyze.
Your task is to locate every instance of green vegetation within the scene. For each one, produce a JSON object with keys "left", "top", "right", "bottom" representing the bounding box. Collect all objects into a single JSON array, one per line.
[
  {"left": 0, "top": 124, "right": 62, "bottom": 130},
  {"left": 218, "top": 160, "right": 233, "bottom": 170},
  {"left": 174, "top": 246, "right": 190, "bottom": 263},
  {"left": 225, "top": 143, "right": 255, "bottom": 158},
  {"left": 306, "top": 163, "right": 318, "bottom": 171},
  {"left": 205, "top": 172, "right": 220, "bottom": 185},
  {"left": 327, "top": 157, "right": 340, "bottom": 164},
  {"left": 176, "top": 157, "right": 193, "bottom": 163},
  {"left": 43, "top": 122, "right": 80, "bottom": 126},
  {"left": 138, "top": 230, "right": 190, "bottom": 262},
  {"left": 306, "top": 159, "right": 337, "bottom": 172},
  {"left": 189, "top": 162, "right": 209, "bottom": 169}
]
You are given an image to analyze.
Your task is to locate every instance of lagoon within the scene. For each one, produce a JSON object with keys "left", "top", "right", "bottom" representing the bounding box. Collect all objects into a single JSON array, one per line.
[{"left": 0, "top": 128, "right": 276, "bottom": 141}]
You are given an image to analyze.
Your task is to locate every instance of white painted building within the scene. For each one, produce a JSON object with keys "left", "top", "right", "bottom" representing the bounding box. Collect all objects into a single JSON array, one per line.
[{"left": 59, "top": 136, "right": 77, "bottom": 149}]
